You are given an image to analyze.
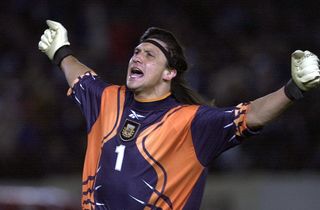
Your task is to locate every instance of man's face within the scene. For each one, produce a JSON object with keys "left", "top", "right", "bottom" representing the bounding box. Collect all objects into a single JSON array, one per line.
[{"left": 126, "top": 40, "right": 171, "bottom": 97}]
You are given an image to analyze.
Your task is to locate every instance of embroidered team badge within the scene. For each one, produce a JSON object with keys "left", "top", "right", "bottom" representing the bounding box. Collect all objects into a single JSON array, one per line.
[{"left": 120, "top": 119, "right": 141, "bottom": 141}]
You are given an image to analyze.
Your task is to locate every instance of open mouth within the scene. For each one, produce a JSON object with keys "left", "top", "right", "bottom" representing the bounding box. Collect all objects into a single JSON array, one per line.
[{"left": 130, "top": 67, "right": 144, "bottom": 79}]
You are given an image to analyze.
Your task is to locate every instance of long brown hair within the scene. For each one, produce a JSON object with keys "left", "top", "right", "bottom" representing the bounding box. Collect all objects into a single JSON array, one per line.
[{"left": 140, "top": 27, "right": 207, "bottom": 105}]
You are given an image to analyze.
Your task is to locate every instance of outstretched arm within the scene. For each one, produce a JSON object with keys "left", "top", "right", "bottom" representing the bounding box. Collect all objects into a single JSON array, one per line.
[
  {"left": 246, "top": 50, "right": 320, "bottom": 130},
  {"left": 246, "top": 87, "right": 292, "bottom": 130},
  {"left": 38, "top": 20, "right": 92, "bottom": 87},
  {"left": 59, "top": 55, "right": 94, "bottom": 87}
]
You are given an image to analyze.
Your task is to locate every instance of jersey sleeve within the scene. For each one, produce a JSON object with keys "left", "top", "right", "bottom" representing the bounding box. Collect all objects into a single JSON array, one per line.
[
  {"left": 191, "top": 103, "right": 259, "bottom": 166},
  {"left": 68, "top": 71, "right": 111, "bottom": 132}
]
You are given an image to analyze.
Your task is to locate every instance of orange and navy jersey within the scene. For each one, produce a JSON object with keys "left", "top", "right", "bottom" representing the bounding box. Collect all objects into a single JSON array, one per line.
[{"left": 69, "top": 72, "right": 256, "bottom": 210}]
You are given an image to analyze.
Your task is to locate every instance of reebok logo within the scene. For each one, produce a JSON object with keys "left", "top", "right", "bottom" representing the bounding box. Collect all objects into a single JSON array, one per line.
[{"left": 129, "top": 110, "right": 145, "bottom": 120}]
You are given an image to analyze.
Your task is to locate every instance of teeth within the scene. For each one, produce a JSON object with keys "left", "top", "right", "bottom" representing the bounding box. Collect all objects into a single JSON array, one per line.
[
  {"left": 130, "top": 67, "right": 144, "bottom": 79},
  {"left": 132, "top": 67, "right": 140, "bottom": 70},
  {"left": 131, "top": 67, "right": 143, "bottom": 75}
]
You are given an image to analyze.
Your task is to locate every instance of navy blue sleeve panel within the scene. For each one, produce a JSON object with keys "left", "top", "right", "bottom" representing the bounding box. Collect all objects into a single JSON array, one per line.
[
  {"left": 182, "top": 169, "right": 208, "bottom": 210},
  {"left": 191, "top": 103, "right": 256, "bottom": 167},
  {"left": 69, "top": 72, "right": 111, "bottom": 132}
]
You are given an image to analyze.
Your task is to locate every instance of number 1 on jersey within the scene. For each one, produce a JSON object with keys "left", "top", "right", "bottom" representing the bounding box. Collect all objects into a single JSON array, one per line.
[{"left": 115, "top": 145, "right": 126, "bottom": 171}]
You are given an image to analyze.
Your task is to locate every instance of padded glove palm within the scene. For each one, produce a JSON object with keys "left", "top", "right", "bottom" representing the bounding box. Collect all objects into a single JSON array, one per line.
[
  {"left": 38, "top": 20, "right": 70, "bottom": 60},
  {"left": 291, "top": 50, "right": 320, "bottom": 91}
]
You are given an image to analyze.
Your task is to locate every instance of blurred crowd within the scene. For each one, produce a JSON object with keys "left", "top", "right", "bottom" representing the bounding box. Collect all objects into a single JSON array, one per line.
[{"left": 1, "top": 0, "right": 320, "bottom": 179}]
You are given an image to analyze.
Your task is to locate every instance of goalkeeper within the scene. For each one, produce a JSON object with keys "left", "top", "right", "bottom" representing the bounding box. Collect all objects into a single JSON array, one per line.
[{"left": 39, "top": 20, "right": 320, "bottom": 210}]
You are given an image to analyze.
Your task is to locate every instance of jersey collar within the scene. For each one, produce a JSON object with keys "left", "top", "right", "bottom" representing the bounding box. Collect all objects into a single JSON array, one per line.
[{"left": 131, "top": 93, "right": 179, "bottom": 111}]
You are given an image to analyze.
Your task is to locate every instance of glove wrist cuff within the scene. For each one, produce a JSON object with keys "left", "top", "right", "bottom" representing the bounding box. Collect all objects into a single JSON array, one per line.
[
  {"left": 284, "top": 79, "right": 304, "bottom": 100},
  {"left": 53, "top": 45, "right": 73, "bottom": 67}
]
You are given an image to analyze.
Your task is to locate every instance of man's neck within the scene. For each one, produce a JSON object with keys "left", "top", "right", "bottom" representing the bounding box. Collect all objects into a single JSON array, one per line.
[{"left": 134, "top": 92, "right": 171, "bottom": 102}]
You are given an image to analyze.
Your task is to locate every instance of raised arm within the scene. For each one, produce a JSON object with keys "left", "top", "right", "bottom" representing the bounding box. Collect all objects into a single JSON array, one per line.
[
  {"left": 246, "top": 87, "right": 292, "bottom": 129},
  {"left": 38, "top": 20, "right": 91, "bottom": 87},
  {"left": 246, "top": 50, "right": 320, "bottom": 130}
]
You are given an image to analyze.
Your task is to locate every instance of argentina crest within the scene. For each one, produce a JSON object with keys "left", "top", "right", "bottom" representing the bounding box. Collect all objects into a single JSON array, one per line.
[{"left": 120, "top": 119, "right": 141, "bottom": 141}]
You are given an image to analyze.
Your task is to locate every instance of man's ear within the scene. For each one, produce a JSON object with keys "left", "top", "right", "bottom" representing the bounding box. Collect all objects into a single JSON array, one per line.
[{"left": 163, "top": 69, "right": 177, "bottom": 81}]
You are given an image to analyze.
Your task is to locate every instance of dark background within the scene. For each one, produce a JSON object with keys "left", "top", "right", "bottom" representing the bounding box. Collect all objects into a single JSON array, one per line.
[{"left": 1, "top": 0, "right": 320, "bottom": 181}]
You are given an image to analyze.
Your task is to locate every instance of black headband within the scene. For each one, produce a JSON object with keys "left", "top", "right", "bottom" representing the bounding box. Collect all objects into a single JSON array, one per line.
[{"left": 142, "top": 39, "right": 173, "bottom": 68}]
